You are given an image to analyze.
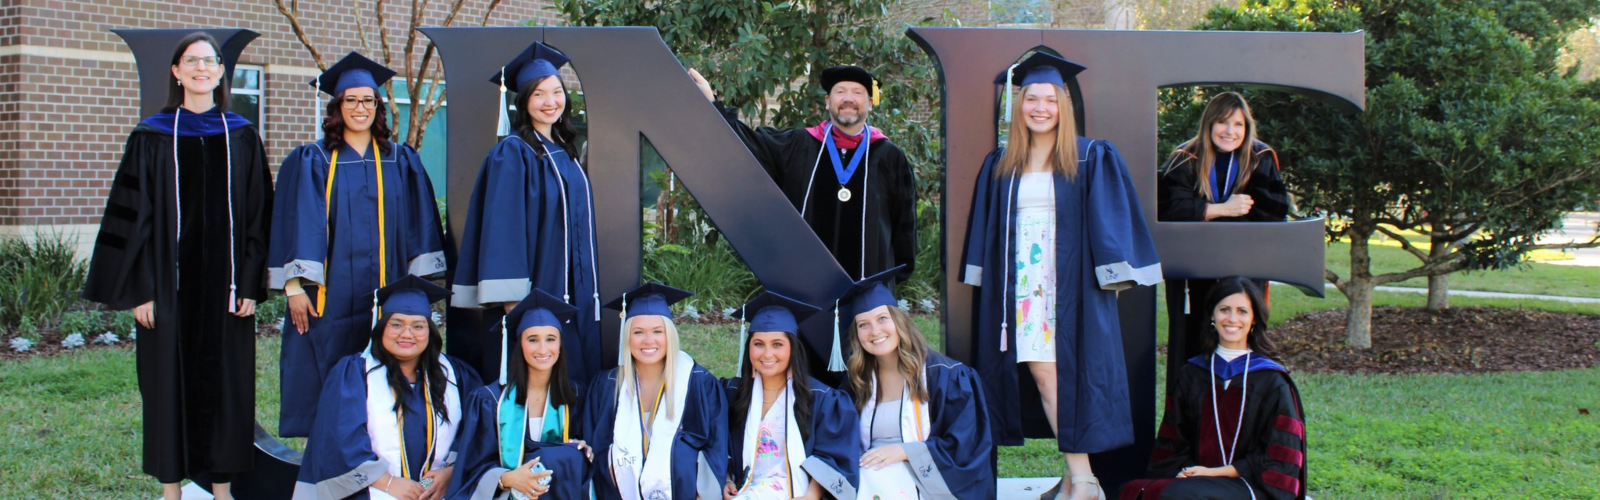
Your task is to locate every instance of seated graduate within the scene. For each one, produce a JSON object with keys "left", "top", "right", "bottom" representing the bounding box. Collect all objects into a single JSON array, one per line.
[
  {"left": 840, "top": 266, "right": 995, "bottom": 500},
  {"left": 294, "top": 275, "right": 483, "bottom": 500},
  {"left": 1119, "top": 277, "right": 1307, "bottom": 500},
  {"left": 722, "top": 292, "right": 860, "bottom": 500},
  {"left": 272, "top": 51, "right": 446, "bottom": 439},
  {"left": 581, "top": 283, "right": 728, "bottom": 500},
  {"left": 448, "top": 288, "right": 594, "bottom": 500}
]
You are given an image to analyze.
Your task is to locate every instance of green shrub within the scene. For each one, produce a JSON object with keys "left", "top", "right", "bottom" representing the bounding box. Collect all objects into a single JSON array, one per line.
[
  {"left": 110, "top": 311, "right": 136, "bottom": 336},
  {"left": 0, "top": 231, "right": 89, "bottom": 334},
  {"left": 56, "top": 311, "right": 103, "bottom": 336},
  {"left": 256, "top": 294, "right": 287, "bottom": 329}
]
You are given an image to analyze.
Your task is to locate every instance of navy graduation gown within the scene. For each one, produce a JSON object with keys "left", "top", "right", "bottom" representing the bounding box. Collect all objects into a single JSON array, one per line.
[
  {"left": 722, "top": 376, "right": 861, "bottom": 499},
  {"left": 582, "top": 364, "right": 729, "bottom": 500},
  {"left": 271, "top": 140, "right": 446, "bottom": 437},
  {"left": 83, "top": 109, "right": 271, "bottom": 483},
  {"left": 841, "top": 352, "right": 996, "bottom": 500},
  {"left": 448, "top": 382, "right": 592, "bottom": 500},
  {"left": 1119, "top": 355, "right": 1307, "bottom": 500},
  {"left": 959, "top": 139, "right": 1162, "bottom": 453},
  {"left": 294, "top": 353, "right": 483, "bottom": 499},
  {"left": 453, "top": 134, "right": 600, "bottom": 383}
]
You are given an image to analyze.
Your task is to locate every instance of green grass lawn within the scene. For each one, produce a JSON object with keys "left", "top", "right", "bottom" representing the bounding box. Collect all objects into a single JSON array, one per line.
[{"left": 1324, "top": 241, "right": 1600, "bottom": 298}]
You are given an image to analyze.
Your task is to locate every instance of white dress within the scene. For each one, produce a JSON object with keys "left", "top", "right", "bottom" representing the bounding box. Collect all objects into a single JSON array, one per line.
[{"left": 1014, "top": 171, "right": 1057, "bottom": 363}]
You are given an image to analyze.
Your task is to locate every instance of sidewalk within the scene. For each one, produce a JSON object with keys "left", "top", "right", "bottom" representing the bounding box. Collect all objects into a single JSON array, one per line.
[
  {"left": 1539, "top": 211, "right": 1600, "bottom": 267},
  {"left": 1323, "top": 283, "right": 1600, "bottom": 304}
]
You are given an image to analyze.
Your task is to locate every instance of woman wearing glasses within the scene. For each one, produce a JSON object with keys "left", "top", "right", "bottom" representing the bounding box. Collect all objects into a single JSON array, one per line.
[
  {"left": 269, "top": 52, "right": 447, "bottom": 438},
  {"left": 83, "top": 32, "right": 274, "bottom": 500}
]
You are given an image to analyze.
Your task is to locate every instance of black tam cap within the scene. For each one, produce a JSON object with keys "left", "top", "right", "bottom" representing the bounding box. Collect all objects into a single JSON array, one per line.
[{"left": 820, "top": 65, "right": 875, "bottom": 93}]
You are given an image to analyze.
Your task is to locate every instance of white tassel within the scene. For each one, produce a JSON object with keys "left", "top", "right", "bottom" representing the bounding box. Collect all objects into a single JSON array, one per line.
[
  {"left": 314, "top": 76, "right": 323, "bottom": 138},
  {"left": 1002, "top": 62, "right": 1020, "bottom": 124},
  {"left": 669, "top": 171, "right": 675, "bottom": 192},
  {"left": 735, "top": 304, "right": 748, "bottom": 374},
  {"left": 370, "top": 289, "right": 380, "bottom": 329},
  {"left": 828, "top": 299, "right": 845, "bottom": 372},
  {"left": 497, "top": 68, "right": 510, "bottom": 137},
  {"left": 498, "top": 313, "right": 509, "bottom": 386},
  {"left": 616, "top": 294, "right": 629, "bottom": 366}
]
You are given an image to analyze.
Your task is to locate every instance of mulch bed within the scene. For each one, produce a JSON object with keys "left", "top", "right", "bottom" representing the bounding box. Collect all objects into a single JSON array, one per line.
[{"left": 1270, "top": 306, "right": 1600, "bottom": 375}]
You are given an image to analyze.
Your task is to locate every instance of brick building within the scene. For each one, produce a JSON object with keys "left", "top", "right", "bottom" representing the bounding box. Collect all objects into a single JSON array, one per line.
[{"left": 0, "top": 0, "right": 560, "bottom": 255}]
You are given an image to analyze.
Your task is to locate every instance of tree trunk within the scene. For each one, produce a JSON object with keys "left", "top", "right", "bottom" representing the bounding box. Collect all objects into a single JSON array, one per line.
[
  {"left": 1345, "top": 236, "right": 1374, "bottom": 349},
  {"left": 1426, "top": 225, "right": 1452, "bottom": 311}
]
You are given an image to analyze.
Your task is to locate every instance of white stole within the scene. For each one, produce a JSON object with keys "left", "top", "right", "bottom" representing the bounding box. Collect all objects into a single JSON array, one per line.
[
  {"left": 363, "top": 349, "right": 462, "bottom": 500},
  {"left": 857, "top": 368, "right": 930, "bottom": 500},
  {"left": 733, "top": 376, "right": 809, "bottom": 500},
  {"left": 611, "top": 351, "right": 696, "bottom": 500}
]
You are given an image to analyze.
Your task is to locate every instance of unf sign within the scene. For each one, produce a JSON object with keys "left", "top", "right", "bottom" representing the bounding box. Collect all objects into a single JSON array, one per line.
[{"left": 116, "top": 26, "right": 1362, "bottom": 497}]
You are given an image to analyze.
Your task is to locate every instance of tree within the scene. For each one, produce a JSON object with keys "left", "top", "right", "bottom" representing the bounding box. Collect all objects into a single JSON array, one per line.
[
  {"left": 273, "top": 0, "right": 508, "bottom": 148},
  {"left": 1188, "top": 0, "right": 1600, "bottom": 347}
]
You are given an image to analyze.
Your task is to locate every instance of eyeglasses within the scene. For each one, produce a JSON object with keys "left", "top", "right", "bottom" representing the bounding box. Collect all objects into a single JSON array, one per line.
[
  {"left": 342, "top": 97, "right": 378, "bottom": 110},
  {"left": 180, "top": 56, "right": 223, "bottom": 68}
]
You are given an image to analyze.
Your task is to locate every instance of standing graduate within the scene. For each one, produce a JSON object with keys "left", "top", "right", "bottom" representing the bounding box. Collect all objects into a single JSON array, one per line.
[
  {"left": 1119, "top": 277, "right": 1307, "bottom": 500},
  {"left": 841, "top": 267, "right": 995, "bottom": 500},
  {"left": 722, "top": 292, "right": 860, "bottom": 500},
  {"left": 271, "top": 52, "right": 447, "bottom": 438},
  {"left": 959, "top": 53, "right": 1162, "bottom": 500},
  {"left": 581, "top": 284, "right": 728, "bottom": 500},
  {"left": 454, "top": 41, "right": 601, "bottom": 385},
  {"left": 1156, "top": 92, "right": 1289, "bottom": 376},
  {"left": 688, "top": 66, "right": 917, "bottom": 282},
  {"left": 294, "top": 275, "right": 483, "bottom": 500},
  {"left": 449, "top": 288, "right": 595, "bottom": 500},
  {"left": 82, "top": 32, "right": 272, "bottom": 500}
]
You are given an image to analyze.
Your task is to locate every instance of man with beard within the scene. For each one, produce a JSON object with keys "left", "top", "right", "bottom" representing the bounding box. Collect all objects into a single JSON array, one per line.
[{"left": 690, "top": 66, "right": 917, "bottom": 283}]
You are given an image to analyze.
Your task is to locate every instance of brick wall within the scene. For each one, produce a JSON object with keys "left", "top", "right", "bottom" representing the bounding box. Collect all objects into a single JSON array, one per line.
[{"left": 0, "top": 0, "right": 561, "bottom": 232}]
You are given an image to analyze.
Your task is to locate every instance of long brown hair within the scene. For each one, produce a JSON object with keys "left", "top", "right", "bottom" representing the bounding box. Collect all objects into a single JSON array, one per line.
[
  {"left": 1186, "top": 91, "right": 1259, "bottom": 201},
  {"left": 995, "top": 83, "right": 1078, "bottom": 179},
  {"left": 504, "top": 325, "right": 579, "bottom": 411},
  {"left": 729, "top": 331, "right": 816, "bottom": 442},
  {"left": 847, "top": 306, "right": 930, "bottom": 410},
  {"left": 1197, "top": 276, "right": 1278, "bottom": 360},
  {"left": 322, "top": 88, "right": 395, "bottom": 155},
  {"left": 368, "top": 312, "right": 452, "bottom": 422}
]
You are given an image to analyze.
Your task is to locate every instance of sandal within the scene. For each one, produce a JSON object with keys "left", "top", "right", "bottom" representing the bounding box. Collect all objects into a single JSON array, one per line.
[{"left": 1069, "top": 475, "right": 1105, "bottom": 500}]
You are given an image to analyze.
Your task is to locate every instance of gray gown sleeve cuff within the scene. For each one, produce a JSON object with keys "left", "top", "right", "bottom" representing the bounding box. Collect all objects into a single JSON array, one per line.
[
  {"left": 472, "top": 467, "right": 511, "bottom": 500},
  {"left": 1094, "top": 261, "right": 1163, "bottom": 291},
  {"left": 452, "top": 278, "right": 531, "bottom": 308},
  {"left": 961, "top": 265, "right": 982, "bottom": 287},
  {"left": 310, "top": 459, "right": 391, "bottom": 499},
  {"left": 698, "top": 451, "right": 722, "bottom": 500},
  {"left": 272, "top": 259, "right": 326, "bottom": 290},
  {"left": 903, "top": 441, "right": 956, "bottom": 500},
  {"left": 801, "top": 455, "right": 856, "bottom": 500},
  {"left": 408, "top": 251, "right": 448, "bottom": 278}
]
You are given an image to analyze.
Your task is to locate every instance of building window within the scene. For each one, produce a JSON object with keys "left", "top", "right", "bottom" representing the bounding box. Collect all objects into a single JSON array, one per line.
[
  {"left": 991, "top": 0, "right": 1054, "bottom": 26},
  {"left": 391, "top": 81, "right": 448, "bottom": 196},
  {"left": 231, "top": 65, "right": 264, "bottom": 126}
]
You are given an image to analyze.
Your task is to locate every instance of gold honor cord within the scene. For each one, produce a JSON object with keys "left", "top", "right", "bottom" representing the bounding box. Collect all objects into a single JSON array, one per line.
[
  {"left": 318, "top": 140, "right": 387, "bottom": 316},
  {"left": 637, "top": 378, "right": 667, "bottom": 456},
  {"left": 394, "top": 373, "right": 436, "bottom": 480}
]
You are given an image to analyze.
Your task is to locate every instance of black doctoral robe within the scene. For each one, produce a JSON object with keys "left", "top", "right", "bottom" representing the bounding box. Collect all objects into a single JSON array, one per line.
[
  {"left": 82, "top": 108, "right": 273, "bottom": 483},
  {"left": 715, "top": 103, "right": 918, "bottom": 282},
  {"left": 1157, "top": 140, "right": 1288, "bottom": 385}
]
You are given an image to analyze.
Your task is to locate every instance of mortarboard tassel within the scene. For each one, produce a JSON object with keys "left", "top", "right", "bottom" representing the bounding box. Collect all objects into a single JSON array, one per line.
[
  {"left": 370, "top": 289, "right": 381, "bottom": 329},
  {"left": 498, "top": 313, "right": 509, "bottom": 386},
  {"left": 497, "top": 67, "right": 511, "bottom": 137},
  {"left": 616, "top": 294, "right": 629, "bottom": 366},
  {"left": 828, "top": 299, "right": 845, "bottom": 372},
  {"left": 669, "top": 171, "right": 675, "bottom": 192},
  {"left": 1002, "top": 62, "right": 1020, "bottom": 124},
  {"left": 735, "top": 303, "right": 748, "bottom": 373}
]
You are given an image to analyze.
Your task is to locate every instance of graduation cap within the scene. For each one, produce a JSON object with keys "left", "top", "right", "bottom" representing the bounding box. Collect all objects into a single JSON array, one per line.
[
  {"left": 823, "top": 264, "right": 907, "bottom": 372},
  {"left": 732, "top": 291, "right": 822, "bottom": 371},
  {"left": 312, "top": 51, "right": 397, "bottom": 96},
  {"left": 490, "top": 41, "right": 572, "bottom": 137},
  {"left": 603, "top": 283, "right": 694, "bottom": 365},
  {"left": 497, "top": 288, "right": 578, "bottom": 385},
  {"left": 996, "top": 52, "right": 1086, "bottom": 122},
  {"left": 373, "top": 274, "right": 451, "bottom": 326},
  {"left": 308, "top": 52, "right": 397, "bottom": 137},
  {"left": 820, "top": 65, "right": 880, "bottom": 106}
]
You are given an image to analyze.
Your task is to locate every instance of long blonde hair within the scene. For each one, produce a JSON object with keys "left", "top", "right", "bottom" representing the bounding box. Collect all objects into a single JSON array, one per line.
[
  {"left": 1186, "top": 91, "right": 1259, "bottom": 201},
  {"left": 996, "top": 83, "right": 1078, "bottom": 179},
  {"left": 846, "top": 306, "right": 930, "bottom": 410},
  {"left": 614, "top": 315, "right": 682, "bottom": 419}
]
